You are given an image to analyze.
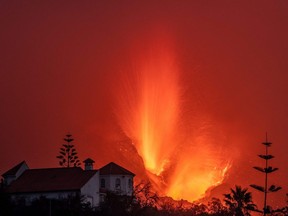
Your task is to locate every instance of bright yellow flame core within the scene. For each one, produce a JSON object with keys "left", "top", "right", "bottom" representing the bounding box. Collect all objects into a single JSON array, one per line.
[
  {"left": 116, "top": 38, "right": 231, "bottom": 202},
  {"left": 137, "top": 53, "right": 179, "bottom": 175}
]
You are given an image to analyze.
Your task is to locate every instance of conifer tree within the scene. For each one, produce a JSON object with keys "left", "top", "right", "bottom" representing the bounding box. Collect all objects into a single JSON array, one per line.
[
  {"left": 250, "top": 134, "right": 281, "bottom": 215},
  {"left": 56, "top": 134, "right": 81, "bottom": 167}
]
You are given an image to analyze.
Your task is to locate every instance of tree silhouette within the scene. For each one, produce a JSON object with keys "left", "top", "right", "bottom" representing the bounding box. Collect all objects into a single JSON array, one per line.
[
  {"left": 56, "top": 134, "right": 81, "bottom": 167},
  {"left": 208, "top": 197, "right": 230, "bottom": 215},
  {"left": 223, "top": 185, "right": 257, "bottom": 216},
  {"left": 250, "top": 134, "right": 281, "bottom": 215},
  {"left": 133, "top": 181, "right": 159, "bottom": 208}
]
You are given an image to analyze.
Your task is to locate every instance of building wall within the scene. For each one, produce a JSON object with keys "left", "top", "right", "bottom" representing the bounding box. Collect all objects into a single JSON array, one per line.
[
  {"left": 5, "top": 176, "right": 16, "bottom": 186},
  {"left": 80, "top": 171, "right": 100, "bottom": 207},
  {"left": 10, "top": 191, "right": 78, "bottom": 205},
  {"left": 100, "top": 174, "right": 133, "bottom": 196},
  {"left": 15, "top": 163, "right": 29, "bottom": 179},
  {"left": 4, "top": 162, "right": 29, "bottom": 186}
]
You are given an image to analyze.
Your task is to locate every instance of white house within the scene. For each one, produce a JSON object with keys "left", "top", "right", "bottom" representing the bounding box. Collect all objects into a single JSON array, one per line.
[
  {"left": 1, "top": 159, "right": 135, "bottom": 207},
  {"left": 99, "top": 162, "right": 135, "bottom": 200}
]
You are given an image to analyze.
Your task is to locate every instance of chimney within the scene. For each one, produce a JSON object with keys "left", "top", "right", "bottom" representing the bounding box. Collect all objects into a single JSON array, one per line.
[{"left": 83, "top": 158, "right": 95, "bottom": 170}]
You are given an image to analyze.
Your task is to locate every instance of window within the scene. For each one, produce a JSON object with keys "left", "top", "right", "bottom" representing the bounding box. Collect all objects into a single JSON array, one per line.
[
  {"left": 101, "top": 178, "right": 105, "bottom": 188},
  {"left": 128, "top": 179, "right": 132, "bottom": 189},
  {"left": 115, "top": 178, "right": 121, "bottom": 190}
]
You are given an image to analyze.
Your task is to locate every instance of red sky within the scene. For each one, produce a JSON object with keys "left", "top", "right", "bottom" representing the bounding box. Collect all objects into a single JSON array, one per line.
[{"left": 0, "top": 0, "right": 287, "bottom": 208}]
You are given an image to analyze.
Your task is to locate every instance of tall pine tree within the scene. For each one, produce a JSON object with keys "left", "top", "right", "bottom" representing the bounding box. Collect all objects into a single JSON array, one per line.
[
  {"left": 250, "top": 134, "right": 281, "bottom": 215},
  {"left": 56, "top": 134, "right": 81, "bottom": 167}
]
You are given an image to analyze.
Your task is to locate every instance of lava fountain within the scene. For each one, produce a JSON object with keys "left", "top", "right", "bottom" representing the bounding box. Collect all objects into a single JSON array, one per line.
[
  {"left": 116, "top": 37, "right": 180, "bottom": 175},
  {"left": 114, "top": 34, "right": 231, "bottom": 202}
]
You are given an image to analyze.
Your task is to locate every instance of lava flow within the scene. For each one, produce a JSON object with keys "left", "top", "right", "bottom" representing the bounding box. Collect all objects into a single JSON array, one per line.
[{"left": 115, "top": 34, "right": 231, "bottom": 202}]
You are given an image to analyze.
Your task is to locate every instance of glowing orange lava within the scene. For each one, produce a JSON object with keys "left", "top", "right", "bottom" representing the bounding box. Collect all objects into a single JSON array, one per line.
[
  {"left": 165, "top": 130, "right": 232, "bottom": 200},
  {"left": 136, "top": 48, "right": 180, "bottom": 175},
  {"left": 115, "top": 34, "right": 231, "bottom": 202}
]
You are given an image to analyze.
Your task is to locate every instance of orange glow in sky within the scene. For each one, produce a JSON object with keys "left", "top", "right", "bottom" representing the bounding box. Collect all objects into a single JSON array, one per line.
[{"left": 1, "top": 1, "right": 287, "bottom": 208}]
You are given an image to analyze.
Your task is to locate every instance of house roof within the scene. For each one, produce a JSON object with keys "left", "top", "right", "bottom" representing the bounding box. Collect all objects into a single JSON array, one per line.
[
  {"left": 6, "top": 167, "right": 97, "bottom": 194},
  {"left": 2, "top": 161, "right": 27, "bottom": 177},
  {"left": 100, "top": 162, "right": 135, "bottom": 176}
]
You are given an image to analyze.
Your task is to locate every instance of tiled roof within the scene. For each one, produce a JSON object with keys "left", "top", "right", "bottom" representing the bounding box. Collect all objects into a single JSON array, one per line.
[
  {"left": 100, "top": 162, "right": 135, "bottom": 176},
  {"left": 6, "top": 167, "right": 97, "bottom": 193},
  {"left": 2, "top": 161, "right": 27, "bottom": 177}
]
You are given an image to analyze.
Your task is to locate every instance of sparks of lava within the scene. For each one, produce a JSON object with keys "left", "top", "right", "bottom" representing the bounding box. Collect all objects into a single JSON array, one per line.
[{"left": 115, "top": 34, "right": 231, "bottom": 202}]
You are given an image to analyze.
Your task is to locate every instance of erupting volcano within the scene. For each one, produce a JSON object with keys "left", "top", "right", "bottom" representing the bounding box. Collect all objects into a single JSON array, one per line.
[{"left": 115, "top": 34, "right": 232, "bottom": 202}]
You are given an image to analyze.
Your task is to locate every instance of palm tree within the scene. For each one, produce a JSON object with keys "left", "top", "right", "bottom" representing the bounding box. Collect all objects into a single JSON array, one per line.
[{"left": 223, "top": 185, "right": 257, "bottom": 216}]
